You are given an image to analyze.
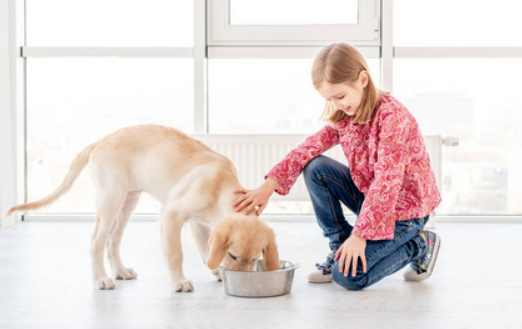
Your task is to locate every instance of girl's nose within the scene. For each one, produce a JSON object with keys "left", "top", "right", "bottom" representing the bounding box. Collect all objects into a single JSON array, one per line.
[{"left": 332, "top": 101, "right": 343, "bottom": 112}]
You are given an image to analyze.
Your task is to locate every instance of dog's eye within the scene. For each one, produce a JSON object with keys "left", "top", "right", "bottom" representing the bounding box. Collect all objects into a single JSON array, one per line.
[{"left": 228, "top": 253, "right": 238, "bottom": 261}]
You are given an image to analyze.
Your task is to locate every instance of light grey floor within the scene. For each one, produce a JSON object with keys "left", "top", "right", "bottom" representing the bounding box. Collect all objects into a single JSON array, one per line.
[{"left": 0, "top": 220, "right": 520, "bottom": 329}]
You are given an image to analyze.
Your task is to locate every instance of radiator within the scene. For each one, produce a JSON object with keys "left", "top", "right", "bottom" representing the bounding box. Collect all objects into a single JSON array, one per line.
[{"left": 193, "top": 135, "right": 443, "bottom": 202}]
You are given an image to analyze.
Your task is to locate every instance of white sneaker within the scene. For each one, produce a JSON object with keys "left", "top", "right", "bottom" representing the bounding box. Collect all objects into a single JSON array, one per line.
[
  {"left": 308, "top": 251, "right": 335, "bottom": 283},
  {"left": 308, "top": 270, "right": 333, "bottom": 283},
  {"left": 404, "top": 230, "right": 441, "bottom": 282}
]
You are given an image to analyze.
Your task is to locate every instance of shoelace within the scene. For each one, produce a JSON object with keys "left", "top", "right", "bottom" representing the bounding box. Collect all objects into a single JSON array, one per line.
[{"left": 315, "top": 251, "right": 336, "bottom": 274}]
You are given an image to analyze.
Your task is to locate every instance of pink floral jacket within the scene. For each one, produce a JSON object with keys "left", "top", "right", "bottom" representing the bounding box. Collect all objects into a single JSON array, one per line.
[{"left": 266, "top": 94, "right": 441, "bottom": 240}]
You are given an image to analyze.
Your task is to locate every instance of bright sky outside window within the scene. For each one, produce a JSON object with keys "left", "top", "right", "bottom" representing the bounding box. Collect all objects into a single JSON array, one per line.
[{"left": 229, "top": 0, "right": 358, "bottom": 25}]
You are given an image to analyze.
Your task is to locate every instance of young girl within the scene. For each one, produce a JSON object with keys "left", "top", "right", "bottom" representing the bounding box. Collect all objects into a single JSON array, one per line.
[{"left": 232, "top": 43, "right": 441, "bottom": 290}]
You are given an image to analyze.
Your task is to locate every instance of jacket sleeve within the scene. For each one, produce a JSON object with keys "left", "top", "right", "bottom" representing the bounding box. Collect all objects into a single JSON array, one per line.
[
  {"left": 352, "top": 110, "right": 410, "bottom": 240},
  {"left": 265, "top": 124, "right": 340, "bottom": 196}
]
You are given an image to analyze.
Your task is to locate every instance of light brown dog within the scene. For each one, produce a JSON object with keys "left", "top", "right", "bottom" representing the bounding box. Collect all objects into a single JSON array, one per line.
[{"left": 7, "top": 124, "right": 279, "bottom": 291}]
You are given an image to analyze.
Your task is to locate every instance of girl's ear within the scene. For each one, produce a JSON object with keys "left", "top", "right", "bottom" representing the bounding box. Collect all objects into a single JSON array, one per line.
[{"left": 359, "top": 70, "right": 369, "bottom": 88}]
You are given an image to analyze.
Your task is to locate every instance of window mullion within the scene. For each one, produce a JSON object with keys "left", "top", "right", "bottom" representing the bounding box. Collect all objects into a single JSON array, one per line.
[
  {"left": 194, "top": 0, "right": 207, "bottom": 134},
  {"left": 380, "top": 0, "right": 393, "bottom": 93}
]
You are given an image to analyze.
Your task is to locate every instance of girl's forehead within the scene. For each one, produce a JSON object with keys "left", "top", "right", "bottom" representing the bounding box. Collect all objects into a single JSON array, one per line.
[{"left": 318, "top": 81, "right": 353, "bottom": 97}]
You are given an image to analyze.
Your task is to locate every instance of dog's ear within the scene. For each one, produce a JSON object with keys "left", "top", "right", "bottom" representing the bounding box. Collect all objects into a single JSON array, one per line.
[
  {"left": 207, "top": 220, "right": 232, "bottom": 270},
  {"left": 263, "top": 229, "right": 280, "bottom": 271}
]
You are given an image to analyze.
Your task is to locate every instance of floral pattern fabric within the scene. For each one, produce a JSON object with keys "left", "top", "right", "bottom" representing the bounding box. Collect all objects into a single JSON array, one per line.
[{"left": 266, "top": 94, "right": 441, "bottom": 240}]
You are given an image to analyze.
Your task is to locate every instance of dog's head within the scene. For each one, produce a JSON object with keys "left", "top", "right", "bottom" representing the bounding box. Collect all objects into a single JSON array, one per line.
[{"left": 206, "top": 217, "right": 279, "bottom": 272}]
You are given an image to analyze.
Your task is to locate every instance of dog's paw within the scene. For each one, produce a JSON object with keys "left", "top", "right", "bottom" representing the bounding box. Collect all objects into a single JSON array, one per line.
[
  {"left": 172, "top": 279, "right": 194, "bottom": 292},
  {"left": 94, "top": 277, "right": 116, "bottom": 290},
  {"left": 212, "top": 269, "right": 222, "bottom": 281},
  {"left": 115, "top": 268, "right": 138, "bottom": 280}
]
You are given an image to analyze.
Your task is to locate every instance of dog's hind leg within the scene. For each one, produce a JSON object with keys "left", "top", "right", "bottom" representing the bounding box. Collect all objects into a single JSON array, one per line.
[
  {"left": 91, "top": 190, "right": 126, "bottom": 290},
  {"left": 107, "top": 191, "right": 141, "bottom": 280},
  {"left": 189, "top": 221, "right": 221, "bottom": 281}
]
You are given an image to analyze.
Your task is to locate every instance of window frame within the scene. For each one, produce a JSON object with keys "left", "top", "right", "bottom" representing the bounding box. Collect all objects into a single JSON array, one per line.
[{"left": 207, "top": 0, "right": 380, "bottom": 46}]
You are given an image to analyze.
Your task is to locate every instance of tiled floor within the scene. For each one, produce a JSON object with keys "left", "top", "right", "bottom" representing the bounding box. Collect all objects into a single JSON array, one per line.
[{"left": 0, "top": 220, "right": 520, "bottom": 329}]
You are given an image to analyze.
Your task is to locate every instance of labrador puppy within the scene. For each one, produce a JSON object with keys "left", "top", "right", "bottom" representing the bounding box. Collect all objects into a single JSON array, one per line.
[{"left": 7, "top": 124, "right": 279, "bottom": 292}]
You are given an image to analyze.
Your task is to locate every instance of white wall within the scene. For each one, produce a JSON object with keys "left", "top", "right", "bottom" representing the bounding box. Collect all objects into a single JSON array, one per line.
[{"left": 0, "top": 0, "right": 20, "bottom": 227}]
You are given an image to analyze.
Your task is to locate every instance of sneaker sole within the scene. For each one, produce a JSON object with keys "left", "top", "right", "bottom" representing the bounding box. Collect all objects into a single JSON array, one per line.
[{"left": 307, "top": 273, "right": 333, "bottom": 283}]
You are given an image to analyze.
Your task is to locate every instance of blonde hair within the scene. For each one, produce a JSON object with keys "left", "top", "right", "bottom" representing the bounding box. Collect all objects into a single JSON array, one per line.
[{"left": 312, "top": 43, "right": 382, "bottom": 125}]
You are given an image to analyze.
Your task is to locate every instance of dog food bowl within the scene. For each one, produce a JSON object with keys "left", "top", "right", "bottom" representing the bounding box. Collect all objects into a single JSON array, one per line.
[{"left": 221, "top": 260, "right": 299, "bottom": 298}]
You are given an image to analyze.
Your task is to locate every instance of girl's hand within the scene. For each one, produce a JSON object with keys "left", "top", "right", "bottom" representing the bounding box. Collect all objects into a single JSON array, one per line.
[
  {"left": 335, "top": 234, "right": 367, "bottom": 277},
  {"left": 232, "top": 178, "right": 279, "bottom": 216}
]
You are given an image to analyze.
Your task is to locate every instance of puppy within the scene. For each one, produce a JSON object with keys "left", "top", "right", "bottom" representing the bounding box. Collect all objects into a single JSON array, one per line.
[{"left": 7, "top": 124, "right": 279, "bottom": 292}]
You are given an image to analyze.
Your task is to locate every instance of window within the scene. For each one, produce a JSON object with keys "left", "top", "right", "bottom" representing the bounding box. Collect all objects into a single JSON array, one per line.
[
  {"left": 26, "top": 0, "right": 193, "bottom": 47},
  {"left": 393, "top": 0, "right": 522, "bottom": 216},
  {"left": 24, "top": 1, "right": 194, "bottom": 214},
  {"left": 208, "top": 0, "right": 379, "bottom": 45},
  {"left": 394, "top": 0, "right": 522, "bottom": 47},
  {"left": 229, "top": 0, "right": 358, "bottom": 25},
  {"left": 26, "top": 58, "right": 193, "bottom": 212},
  {"left": 208, "top": 57, "right": 380, "bottom": 134},
  {"left": 394, "top": 58, "right": 522, "bottom": 215}
]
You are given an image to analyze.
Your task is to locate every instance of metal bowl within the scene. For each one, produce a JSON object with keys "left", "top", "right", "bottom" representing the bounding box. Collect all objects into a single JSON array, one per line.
[{"left": 221, "top": 260, "right": 299, "bottom": 298}]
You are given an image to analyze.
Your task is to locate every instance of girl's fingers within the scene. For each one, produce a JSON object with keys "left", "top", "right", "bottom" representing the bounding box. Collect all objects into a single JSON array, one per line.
[
  {"left": 233, "top": 189, "right": 247, "bottom": 194},
  {"left": 334, "top": 249, "right": 341, "bottom": 261},
  {"left": 244, "top": 203, "right": 257, "bottom": 215},
  {"left": 362, "top": 255, "right": 367, "bottom": 273},
  {"left": 339, "top": 251, "right": 348, "bottom": 273},
  {"left": 234, "top": 199, "right": 248, "bottom": 211},
  {"left": 351, "top": 256, "right": 358, "bottom": 277},
  {"left": 233, "top": 194, "right": 248, "bottom": 208},
  {"left": 344, "top": 253, "right": 352, "bottom": 277},
  {"left": 256, "top": 204, "right": 266, "bottom": 216}
]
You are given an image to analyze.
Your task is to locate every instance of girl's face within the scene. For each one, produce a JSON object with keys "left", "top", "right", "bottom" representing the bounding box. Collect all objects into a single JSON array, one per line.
[{"left": 316, "top": 71, "right": 369, "bottom": 117}]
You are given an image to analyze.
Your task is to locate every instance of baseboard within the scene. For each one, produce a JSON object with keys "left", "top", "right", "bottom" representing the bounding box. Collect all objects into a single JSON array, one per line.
[{"left": 21, "top": 213, "right": 522, "bottom": 223}]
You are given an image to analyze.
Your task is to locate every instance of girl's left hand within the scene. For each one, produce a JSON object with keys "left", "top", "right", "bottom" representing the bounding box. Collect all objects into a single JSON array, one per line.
[{"left": 335, "top": 234, "right": 367, "bottom": 277}]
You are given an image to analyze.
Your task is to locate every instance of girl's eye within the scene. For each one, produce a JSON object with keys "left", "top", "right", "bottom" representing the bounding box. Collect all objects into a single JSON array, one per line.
[
  {"left": 336, "top": 95, "right": 345, "bottom": 100},
  {"left": 228, "top": 253, "right": 238, "bottom": 261}
]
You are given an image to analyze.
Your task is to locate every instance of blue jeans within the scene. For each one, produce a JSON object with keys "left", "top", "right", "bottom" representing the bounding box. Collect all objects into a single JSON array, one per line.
[{"left": 303, "top": 155, "right": 428, "bottom": 291}]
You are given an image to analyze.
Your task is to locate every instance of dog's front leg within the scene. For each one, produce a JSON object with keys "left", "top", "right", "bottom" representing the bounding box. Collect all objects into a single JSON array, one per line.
[{"left": 160, "top": 212, "right": 193, "bottom": 292}]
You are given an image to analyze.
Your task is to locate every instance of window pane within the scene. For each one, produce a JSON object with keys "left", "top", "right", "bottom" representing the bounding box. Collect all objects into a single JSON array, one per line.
[
  {"left": 26, "top": 0, "right": 193, "bottom": 46},
  {"left": 394, "top": 59, "right": 522, "bottom": 215},
  {"left": 208, "top": 58, "right": 380, "bottom": 134},
  {"left": 26, "top": 58, "right": 193, "bottom": 213},
  {"left": 230, "top": 0, "right": 358, "bottom": 25},
  {"left": 394, "top": 0, "right": 522, "bottom": 46}
]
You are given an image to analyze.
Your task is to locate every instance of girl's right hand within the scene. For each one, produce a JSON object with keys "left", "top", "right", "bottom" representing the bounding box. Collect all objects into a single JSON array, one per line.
[{"left": 232, "top": 178, "right": 279, "bottom": 216}]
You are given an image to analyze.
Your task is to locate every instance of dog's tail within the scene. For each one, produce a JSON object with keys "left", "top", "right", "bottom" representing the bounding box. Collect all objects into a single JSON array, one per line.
[{"left": 6, "top": 142, "right": 98, "bottom": 216}]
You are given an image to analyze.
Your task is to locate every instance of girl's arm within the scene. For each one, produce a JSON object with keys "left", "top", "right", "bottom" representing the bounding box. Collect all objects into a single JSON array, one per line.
[
  {"left": 233, "top": 124, "right": 340, "bottom": 215},
  {"left": 352, "top": 110, "right": 410, "bottom": 240},
  {"left": 265, "top": 124, "right": 341, "bottom": 196}
]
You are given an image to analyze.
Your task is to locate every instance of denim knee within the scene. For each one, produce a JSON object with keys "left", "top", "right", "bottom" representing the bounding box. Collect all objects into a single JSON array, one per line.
[
  {"left": 332, "top": 261, "right": 368, "bottom": 291},
  {"left": 303, "top": 155, "right": 328, "bottom": 182}
]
